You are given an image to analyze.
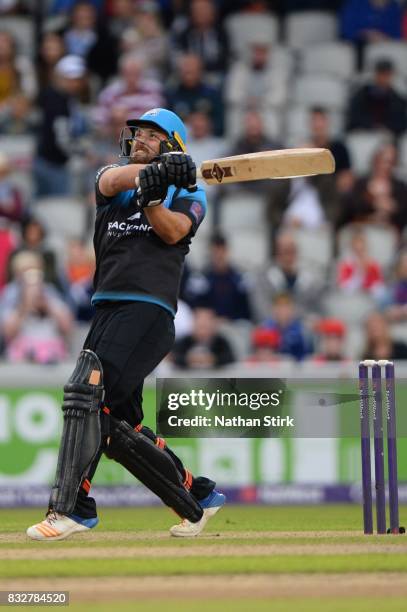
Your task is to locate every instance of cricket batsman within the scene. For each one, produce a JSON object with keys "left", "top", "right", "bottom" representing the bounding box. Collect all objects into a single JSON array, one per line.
[{"left": 27, "top": 108, "right": 226, "bottom": 541}]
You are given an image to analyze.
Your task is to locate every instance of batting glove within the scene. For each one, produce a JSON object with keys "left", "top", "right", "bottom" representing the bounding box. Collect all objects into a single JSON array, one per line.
[
  {"left": 159, "top": 152, "right": 196, "bottom": 189},
  {"left": 137, "top": 162, "right": 168, "bottom": 208}
]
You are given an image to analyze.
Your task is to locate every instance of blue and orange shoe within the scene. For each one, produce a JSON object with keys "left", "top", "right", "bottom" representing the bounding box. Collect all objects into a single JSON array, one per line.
[
  {"left": 170, "top": 490, "right": 226, "bottom": 537},
  {"left": 26, "top": 511, "right": 99, "bottom": 541}
]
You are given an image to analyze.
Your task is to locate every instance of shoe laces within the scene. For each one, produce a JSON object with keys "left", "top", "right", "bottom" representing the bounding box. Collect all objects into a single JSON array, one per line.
[{"left": 45, "top": 510, "right": 59, "bottom": 525}]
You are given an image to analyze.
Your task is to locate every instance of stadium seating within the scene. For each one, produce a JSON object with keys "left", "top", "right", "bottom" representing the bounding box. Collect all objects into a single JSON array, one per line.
[
  {"left": 292, "top": 75, "right": 348, "bottom": 111},
  {"left": 218, "top": 320, "right": 253, "bottom": 360},
  {"left": 219, "top": 192, "right": 268, "bottom": 232},
  {"left": 35, "top": 197, "right": 88, "bottom": 242},
  {"left": 228, "top": 230, "right": 270, "bottom": 271},
  {"left": 225, "top": 12, "right": 280, "bottom": 59},
  {"left": 323, "top": 291, "right": 376, "bottom": 324},
  {"left": 299, "top": 42, "right": 356, "bottom": 80},
  {"left": 285, "top": 11, "right": 338, "bottom": 48},
  {"left": 292, "top": 227, "right": 334, "bottom": 270},
  {"left": 345, "top": 131, "right": 390, "bottom": 176}
]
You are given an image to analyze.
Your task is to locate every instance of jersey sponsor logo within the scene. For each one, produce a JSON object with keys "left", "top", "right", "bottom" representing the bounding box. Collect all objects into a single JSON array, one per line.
[
  {"left": 107, "top": 220, "right": 151, "bottom": 236},
  {"left": 127, "top": 212, "right": 142, "bottom": 220},
  {"left": 190, "top": 201, "right": 204, "bottom": 223}
]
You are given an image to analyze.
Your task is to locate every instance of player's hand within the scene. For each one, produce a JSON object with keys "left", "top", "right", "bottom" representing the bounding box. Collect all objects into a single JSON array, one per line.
[
  {"left": 137, "top": 162, "right": 168, "bottom": 208},
  {"left": 159, "top": 152, "right": 196, "bottom": 189}
]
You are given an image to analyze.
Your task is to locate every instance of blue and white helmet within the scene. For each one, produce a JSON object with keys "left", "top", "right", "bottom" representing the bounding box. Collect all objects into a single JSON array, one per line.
[{"left": 120, "top": 108, "right": 187, "bottom": 157}]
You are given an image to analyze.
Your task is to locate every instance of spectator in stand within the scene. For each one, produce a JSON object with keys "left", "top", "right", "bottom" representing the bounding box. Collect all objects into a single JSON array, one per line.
[
  {"left": 0, "top": 152, "right": 25, "bottom": 224},
  {"left": 309, "top": 107, "right": 354, "bottom": 191},
  {"left": 226, "top": 42, "right": 290, "bottom": 111},
  {"left": 34, "top": 55, "right": 90, "bottom": 196},
  {"left": 259, "top": 293, "right": 313, "bottom": 361},
  {"left": 385, "top": 250, "right": 407, "bottom": 323},
  {"left": 230, "top": 109, "right": 281, "bottom": 157},
  {"left": 0, "top": 153, "right": 20, "bottom": 289},
  {"left": 172, "top": 307, "right": 235, "bottom": 369},
  {"left": 108, "top": 0, "right": 137, "bottom": 39},
  {"left": 312, "top": 318, "right": 347, "bottom": 363},
  {"left": 172, "top": 0, "right": 228, "bottom": 82},
  {"left": 36, "top": 33, "right": 66, "bottom": 90},
  {"left": 337, "top": 227, "right": 386, "bottom": 301},
  {"left": 0, "top": 91, "right": 35, "bottom": 135},
  {"left": 186, "top": 110, "right": 226, "bottom": 203},
  {"left": 226, "top": 109, "right": 283, "bottom": 228},
  {"left": 85, "top": 105, "right": 128, "bottom": 193},
  {"left": 0, "top": 251, "right": 73, "bottom": 364},
  {"left": 65, "top": 238, "right": 95, "bottom": 322},
  {"left": 188, "top": 233, "right": 252, "bottom": 321},
  {"left": 174, "top": 299, "right": 194, "bottom": 340},
  {"left": 280, "top": 0, "right": 343, "bottom": 10},
  {"left": 0, "top": 30, "right": 37, "bottom": 105},
  {"left": 0, "top": 30, "right": 37, "bottom": 135},
  {"left": 93, "top": 53, "right": 164, "bottom": 127},
  {"left": 282, "top": 177, "right": 326, "bottom": 230},
  {"left": 245, "top": 327, "right": 283, "bottom": 364},
  {"left": 300, "top": 107, "right": 354, "bottom": 226},
  {"left": 7, "top": 217, "right": 65, "bottom": 293},
  {"left": 363, "top": 310, "right": 407, "bottom": 360},
  {"left": 0, "top": 0, "right": 21, "bottom": 13},
  {"left": 50, "top": 0, "right": 105, "bottom": 15},
  {"left": 252, "top": 230, "right": 327, "bottom": 321},
  {"left": 65, "top": 237, "right": 94, "bottom": 285},
  {"left": 340, "top": 0, "right": 402, "bottom": 44},
  {"left": 166, "top": 53, "right": 223, "bottom": 136},
  {"left": 346, "top": 59, "right": 407, "bottom": 137},
  {"left": 62, "top": 1, "right": 118, "bottom": 82},
  {"left": 119, "top": 1, "right": 169, "bottom": 79},
  {"left": 186, "top": 111, "right": 226, "bottom": 166},
  {"left": 338, "top": 143, "right": 407, "bottom": 232}
]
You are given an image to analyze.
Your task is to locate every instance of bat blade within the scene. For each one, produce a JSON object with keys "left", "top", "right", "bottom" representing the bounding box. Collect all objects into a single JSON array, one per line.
[{"left": 197, "top": 148, "right": 335, "bottom": 185}]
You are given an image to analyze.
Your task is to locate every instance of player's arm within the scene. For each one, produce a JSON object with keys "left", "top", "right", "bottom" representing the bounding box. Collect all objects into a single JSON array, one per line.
[
  {"left": 98, "top": 164, "right": 147, "bottom": 197},
  {"left": 138, "top": 155, "right": 199, "bottom": 244},
  {"left": 144, "top": 206, "right": 192, "bottom": 245}
]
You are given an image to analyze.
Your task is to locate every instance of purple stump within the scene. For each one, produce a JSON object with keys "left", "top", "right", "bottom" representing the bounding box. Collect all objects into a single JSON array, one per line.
[
  {"left": 385, "top": 362, "right": 399, "bottom": 534},
  {"left": 359, "top": 363, "right": 373, "bottom": 535},
  {"left": 372, "top": 363, "right": 387, "bottom": 534}
]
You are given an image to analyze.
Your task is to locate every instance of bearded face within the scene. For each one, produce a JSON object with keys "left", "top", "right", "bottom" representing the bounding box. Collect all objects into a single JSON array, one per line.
[{"left": 127, "top": 126, "right": 168, "bottom": 164}]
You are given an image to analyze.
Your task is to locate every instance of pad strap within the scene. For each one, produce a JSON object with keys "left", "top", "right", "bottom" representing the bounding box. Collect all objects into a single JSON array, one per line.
[{"left": 106, "top": 418, "right": 203, "bottom": 523}]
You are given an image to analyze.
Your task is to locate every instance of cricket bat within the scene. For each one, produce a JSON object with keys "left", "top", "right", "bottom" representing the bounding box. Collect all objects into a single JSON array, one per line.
[{"left": 197, "top": 148, "right": 335, "bottom": 185}]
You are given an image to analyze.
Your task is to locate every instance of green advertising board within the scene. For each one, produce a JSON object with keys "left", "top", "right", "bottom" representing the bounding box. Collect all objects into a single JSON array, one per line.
[{"left": 1, "top": 383, "right": 407, "bottom": 487}]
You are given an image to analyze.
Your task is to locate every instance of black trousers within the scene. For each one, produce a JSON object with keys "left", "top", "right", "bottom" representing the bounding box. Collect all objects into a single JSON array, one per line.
[{"left": 71, "top": 301, "right": 214, "bottom": 518}]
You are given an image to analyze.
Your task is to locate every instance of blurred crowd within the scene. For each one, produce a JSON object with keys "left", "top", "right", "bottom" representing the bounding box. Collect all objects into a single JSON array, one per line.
[{"left": 1, "top": 0, "right": 407, "bottom": 367}]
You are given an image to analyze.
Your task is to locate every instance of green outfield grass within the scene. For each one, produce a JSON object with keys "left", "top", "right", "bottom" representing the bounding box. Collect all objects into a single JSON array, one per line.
[
  {"left": 1, "top": 505, "right": 407, "bottom": 611},
  {"left": 4, "top": 596, "right": 407, "bottom": 612},
  {"left": 0, "top": 504, "right": 367, "bottom": 534},
  {"left": 66, "top": 600, "right": 407, "bottom": 612}
]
